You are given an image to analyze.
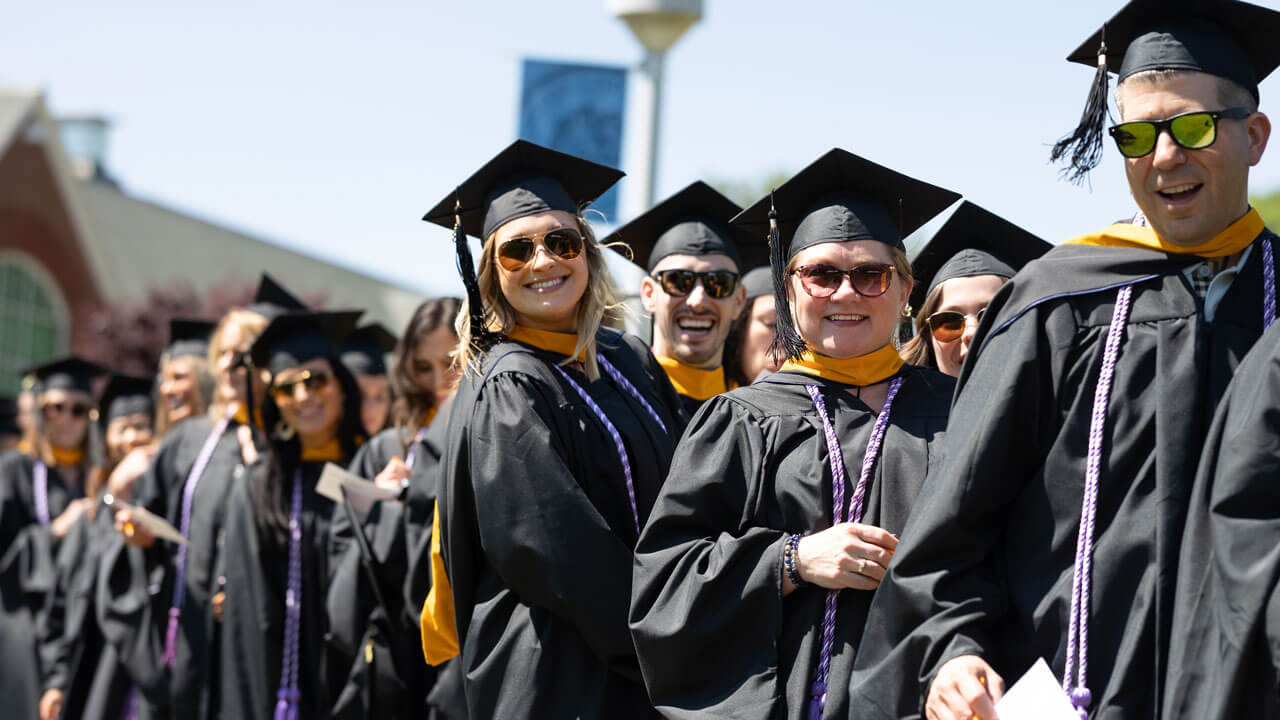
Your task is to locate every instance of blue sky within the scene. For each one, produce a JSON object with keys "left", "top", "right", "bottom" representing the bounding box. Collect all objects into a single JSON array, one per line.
[{"left": 6, "top": 1, "right": 1280, "bottom": 296}]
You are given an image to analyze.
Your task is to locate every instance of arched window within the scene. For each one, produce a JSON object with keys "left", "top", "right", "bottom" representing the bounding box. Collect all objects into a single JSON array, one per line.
[{"left": 0, "top": 252, "right": 68, "bottom": 394}]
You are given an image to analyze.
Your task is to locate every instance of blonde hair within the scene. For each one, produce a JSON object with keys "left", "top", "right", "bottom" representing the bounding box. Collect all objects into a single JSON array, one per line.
[
  {"left": 154, "top": 353, "right": 215, "bottom": 436},
  {"left": 207, "top": 308, "right": 270, "bottom": 419},
  {"left": 453, "top": 214, "right": 625, "bottom": 381}
]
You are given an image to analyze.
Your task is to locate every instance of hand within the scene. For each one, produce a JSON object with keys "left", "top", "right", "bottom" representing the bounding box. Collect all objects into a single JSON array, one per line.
[
  {"left": 236, "top": 425, "right": 259, "bottom": 466},
  {"left": 114, "top": 508, "right": 156, "bottom": 548},
  {"left": 212, "top": 590, "right": 226, "bottom": 622},
  {"left": 374, "top": 457, "right": 410, "bottom": 496},
  {"left": 106, "top": 446, "right": 155, "bottom": 500},
  {"left": 50, "top": 498, "right": 91, "bottom": 540},
  {"left": 39, "top": 688, "right": 63, "bottom": 720},
  {"left": 926, "top": 655, "right": 1004, "bottom": 720},
  {"left": 788, "top": 522, "right": 898, "bottom": 593}
]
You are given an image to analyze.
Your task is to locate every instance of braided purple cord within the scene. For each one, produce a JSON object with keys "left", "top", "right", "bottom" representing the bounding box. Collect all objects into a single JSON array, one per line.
[
  {"left": 274, "top": 469, "right": 304, "bottom": 720},
  {"left": 1063, "top": 284, "right": 1134, "bottom": 718},
  {"left": 598, "top": 356, "right": 668, "bottom": 435},
  {"left": 162, "top": 412, "right": 233, "bottom": 668},
  {"left": 118, "top": 685, "right": 138, "bottom": 720},
  {"left": 803, "top": 377, "right": 903, "bottom": 720},
  {"left": 33, "top": 461, "right": 50, "bottom": 526},
  {"left": 404, "top": 426, "right": 428, "bottom": 471},
  {"left": 1263, "top": 238, "right": 1275, "bottom": 330},
  {"left": 553, "top": 365, "right": 641, "bottom": 532}
]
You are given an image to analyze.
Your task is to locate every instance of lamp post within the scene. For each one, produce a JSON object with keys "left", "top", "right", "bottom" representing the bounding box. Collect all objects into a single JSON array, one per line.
[{"left": 607, "top": 0, "right": 702, "bottom": 211}]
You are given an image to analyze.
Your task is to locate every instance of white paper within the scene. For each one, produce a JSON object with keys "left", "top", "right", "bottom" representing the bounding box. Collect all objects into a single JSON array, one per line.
[
  {"left": 994, "top": 658, "right": 1080, "bottom": 720},
  {"left": 103, "top": 494, "right": 187, "bottom": 546},
  {"left": 316, "top": 462, "right": 399, "bottom": 513}
]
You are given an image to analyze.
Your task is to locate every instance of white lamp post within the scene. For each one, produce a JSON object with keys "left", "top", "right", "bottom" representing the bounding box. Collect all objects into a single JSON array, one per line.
[{"left": 607, "top": 0, "right": 702, "bottom": 211}]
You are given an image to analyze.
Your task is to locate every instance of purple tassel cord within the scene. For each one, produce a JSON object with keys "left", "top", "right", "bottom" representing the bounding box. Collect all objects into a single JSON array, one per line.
[
  {"left": 1263, "top": 239, "right": 1275, "bottom": 329},
  {"left": 33, "top": 461, "right": 50, "bottom": 526},
  {"left": 274, "top": 469, "right": 304, "bottom": 720},
  {"left": 803, "top": 378, "right": 902, "bottom": 720}
]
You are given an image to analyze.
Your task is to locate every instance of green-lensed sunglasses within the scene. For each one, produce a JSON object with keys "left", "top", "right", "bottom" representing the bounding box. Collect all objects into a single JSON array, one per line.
[{"left": 1109, "top": 107, "right": 1252, "bottom": 158}]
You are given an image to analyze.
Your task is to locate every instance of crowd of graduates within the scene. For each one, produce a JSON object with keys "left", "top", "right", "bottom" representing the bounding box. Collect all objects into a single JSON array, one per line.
[{"left": 6, "top": 1, "right": 1280, "bottom": 718}]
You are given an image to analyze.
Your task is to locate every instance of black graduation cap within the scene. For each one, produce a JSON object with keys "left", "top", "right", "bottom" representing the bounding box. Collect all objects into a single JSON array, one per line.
[
  {"left": 98, "top": 373, "right": 155, "bottom": 426},
  {"left": 422, "top": 140, "right": 624, "bottom": 351},
  {"left": 340, "top": 323, "right": 399, "bottom": 376},
  {"left": 602, "top": 181, "right": 765, "bottom": 273},
  {"left": 0, "top": 396, "right": 19, "bottom": 437},
  {"left": 1052, "top": 0, "right": 1280, "bottom": 183},
  {"left": 731, "top": 149, "right": 960, "bottom": 361},
  {"left": 245, "top": 273, "right": 308, "bottom": 320},
  {"left": 167, "top": 318, "right": 216, "bottom": 360},
  {"left": 741, "top": 266, "right": 773, "bottom": 300},
  {"left": 249, "top": 310, "right": 363, "bottom": 376},
  {"left": 22, "top": 357, "right": 108, "bottom": 395},
  {"left": 908, "top": 201, "right": 1053, "bottom": 310}
]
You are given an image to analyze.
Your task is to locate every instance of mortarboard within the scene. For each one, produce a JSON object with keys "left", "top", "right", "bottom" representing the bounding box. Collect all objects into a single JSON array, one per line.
[
  {"left": 167, "top": 318, "right": 216, "bottom": 360},
  {"left": 22, "top": 357, "right": 108, "bottom": 395},
  {"left": 249, "top": 311, "right": 363, "bottom": 377},
  {"left": 340, "top": 323, "right": 399, "bottom": 376},
  {"left": 740, "top": 266, "right": 773, "bottom": 301},
  {"left": 98, "top": 374, "right": 155, "bottom": 426},
  {"left": 602, "top": 181, "right": 765, "bottom": 272},
  {"left": 246, "top": 273, "right": 308, "bottom": 320}
]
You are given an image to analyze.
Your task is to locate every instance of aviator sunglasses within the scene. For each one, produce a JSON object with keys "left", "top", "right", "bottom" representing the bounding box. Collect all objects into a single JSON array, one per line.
[
  {"left": 42, "top": 400, "right": 91, "bottom": 418},
  {"left": 495, "top": 227, "right": 585, "bottom": 271},
  {"left": 792, "top": 263, "right": 895, "bottom": 299},
  {"left": 1109, "top": 107, "right": 1251, "bottom": 158},
  {"left": 926, "top": 308, "right": 987, "bottom": 343},
  {"left": 650, "top": 269, "right": 741, "bottom": 299},
  {"left": 271, "top": 369, "right": 331, "bottom": 401}
]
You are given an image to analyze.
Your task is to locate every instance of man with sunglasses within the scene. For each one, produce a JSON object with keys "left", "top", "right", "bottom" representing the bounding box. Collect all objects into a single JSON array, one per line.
[
  {"left": 608, "top": 181, "right": 767, "bottom": 414},
  {"left": 852, "top": 3, "right": 1280, "bottom": 720}
]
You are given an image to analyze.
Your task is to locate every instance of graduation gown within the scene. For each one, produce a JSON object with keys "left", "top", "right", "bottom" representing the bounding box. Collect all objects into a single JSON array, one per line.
[
  {"left": 630, "top": 366, "right": 954, "bottom": 719},
  {"left": 220, "top": 458, "right": 336, "bottom": 720},
  {"left": 40, "top": 507, "right": 142, "bottom": 720},
  {"left": 851, "top": 234, "right": 1280, "bottom": 720},
  {"left": 0, "top": 453, "right": 83, "bottom": 720},
  {"left": 1162, "top": 321, "right": 1280, "bottom": 719},
  {"left": 438, "top": 329, "right": 684, "bottom": 720},
  {"left": 98, "top": 416, "right": 246, "bottom": 720}
]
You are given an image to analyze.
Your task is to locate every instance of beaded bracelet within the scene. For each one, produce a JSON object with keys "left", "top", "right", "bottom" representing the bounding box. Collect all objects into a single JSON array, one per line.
[{"left": 783, "top": 533, "right": 806, "bottom": 587}]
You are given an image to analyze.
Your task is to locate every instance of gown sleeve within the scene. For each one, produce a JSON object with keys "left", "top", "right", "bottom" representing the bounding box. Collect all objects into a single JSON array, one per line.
[
  {"left": 629, "top": 397, "right": 787, "bottom": 717},
  {"left": 219, "top": 471, "right": 273, "bottom": 720}
]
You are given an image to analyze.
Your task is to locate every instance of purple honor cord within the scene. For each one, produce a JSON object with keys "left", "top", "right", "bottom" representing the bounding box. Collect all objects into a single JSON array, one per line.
[
  {"left": 1263, "top": 238, "right": 1275, "bottom": 328},
  {"left": 404, "top": 426, "right": 428, "bottom": 471},
  {"left": 803, "top": 377, "right": 903, "bottom": 720},
  {"left": 274, "top": 469, "right": 304, "bottom": 720},
  {"left": 33, "top": 460, "right": 50, "bottom": 526},
  {"left": 162, "top": 412, "right": 234, "bottom": 668}
]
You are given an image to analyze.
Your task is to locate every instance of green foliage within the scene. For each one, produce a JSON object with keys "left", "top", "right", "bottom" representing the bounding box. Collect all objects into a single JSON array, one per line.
[
  {"left": 1252, "top": 189, "right": 1280, "bottom": 229},
  {"left": 710, "top": 171, "right": 793, "bottom": 208}
]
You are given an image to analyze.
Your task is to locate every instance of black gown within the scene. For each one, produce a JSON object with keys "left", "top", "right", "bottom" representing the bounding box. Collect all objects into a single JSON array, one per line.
[
  {"left": 220, "top": 458, "right": 336, "bottom": 720},
  {"left": 1162, "top": 321, "right": 1280, "bottom": 719},
  {"left": 631, "top": 366, "right": 954, "bottom": 719},
  {"left": 851, "top": 234, "right": 1280, "bottom": 720},
  {"left": 98, "top": 416, "right": 247, "bottom": 720},
  {"left": 0, "top": 453, "right": 84, "bottom": 720},
  {"left": 438, "top": 329, "right": 684, "bottom": 719},
  {"left": 40, "top": 507, "right": 142, "bottom": 720}
]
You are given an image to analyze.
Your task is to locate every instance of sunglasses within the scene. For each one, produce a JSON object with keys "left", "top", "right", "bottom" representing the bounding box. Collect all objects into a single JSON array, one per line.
[
  {"left": 271, "top": 369, "right": 331, "bottom": 401},
  {"left": 495, "top": 227, "right": 585, "bottom": 271},
  {"left": 792, "top": 263, "right": 894, "bottom": 299},
  {"left": 651, "top": 269, "right": 741, "bottom": 299},
  {"left": 1109, "top": 107, "right": 1251, "bottom": 158},
  {"left": 925, "top": 308, "right": 987, "bottom": 343},
  {"left": 42, "top": 401, "right": 91, "bottom": 418}
]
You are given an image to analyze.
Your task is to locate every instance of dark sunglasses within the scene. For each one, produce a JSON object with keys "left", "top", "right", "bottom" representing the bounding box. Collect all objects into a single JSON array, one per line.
[
  {"left": 792, "top": 263, "right": 894, "bottom": 299},
  {"left": 42, "top": 401, "right": 91, "bottom": 418},
  {"left": 495, "top": 227, "right": 585, "bottom": 271},
  {"left": 1109, "top": 107, "right": 1251, "bottom": 158},
  {"left": 271, "top": 369, "right": 331, "bottom": 401},
  {"left": 926, "top": 308, "right": 987, "bottom": 343},
  {"left": 651, "top": 269, "right": 741, "bottom": 299}
]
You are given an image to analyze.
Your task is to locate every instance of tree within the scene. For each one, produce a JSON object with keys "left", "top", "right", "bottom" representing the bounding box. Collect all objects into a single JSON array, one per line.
[{"left": 1252, "top": 189, "right": 1280, "bottom": 230}]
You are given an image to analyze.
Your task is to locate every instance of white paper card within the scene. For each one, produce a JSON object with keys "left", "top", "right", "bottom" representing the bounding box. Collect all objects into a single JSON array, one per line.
[
  {"left": 994, "top": 658, "right": 1080, "bottom": 720},
  {"left": 316, "top": 462, "right": 399, "bottom": 513},
  {"left": 104, "top": 494, "right": 187, "bottom": 546}
]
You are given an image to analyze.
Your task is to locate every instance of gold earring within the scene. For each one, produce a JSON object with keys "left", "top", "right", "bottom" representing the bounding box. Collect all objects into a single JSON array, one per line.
[
  {"left": 273, "top": 419, "right": 295, "bottom": 441},
  {"left": 902, "top": 304, "right": 912, "bottom": 319}
]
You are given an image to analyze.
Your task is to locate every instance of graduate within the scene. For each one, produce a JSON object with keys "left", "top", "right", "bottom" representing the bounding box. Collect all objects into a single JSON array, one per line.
[
  {"left": 725, "top": 265, "right": 783, "bottom": 387},
  {"left": 156, "top": 318, "right": 217, "bottom": 435},
  {"left": 0, "top": 357, "right": 105, "bottom": 720},
  {"left": 629, "top": 148, "right": 958, "bottom": 719},
  {"left": 98, "top": 275, "right": 301, "bottom": 720},
  {"left": 899, "top": 201, "right": 1050, "bottom": 376},
  {"left": 327, "top": 297, "right": 463, "bottom": 719},
  {"left": 421, "top": 139, "right": 684, "bottom": 719},
  {"left": 219, "top": 309, "right": 364, "bottom": 719},
  {"left": 605, "top": 181, "right": 766, "bottom": 412},
  {"left": 38, "top": 374, "right": 156, "bottom": 720},
  {"left": 340, "top": 322, "right": 399, "bottom": 438},
  {"left": 852, "top": 2, "right": 1280, "bottom": 718}
]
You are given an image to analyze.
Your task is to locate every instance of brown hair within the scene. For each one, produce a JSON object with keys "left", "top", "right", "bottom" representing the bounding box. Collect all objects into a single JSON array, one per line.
[
  {"left": 390, "top": 297, "right": 462, "bottom": 435},
  {"left": 154, "top": 353, "right": 215, "bottom": 436},
  {"left": 900, "top": 284, "right": 945, "bottom": 369},
  {"left": 1116, "top": 69, "right": 1259, "bottom": 116},
  {"left": 207, "top": 308, "right": 270, "bottom": 419},
  {"left": 453, "top": 214, "right": 625, "bottom": 381}
]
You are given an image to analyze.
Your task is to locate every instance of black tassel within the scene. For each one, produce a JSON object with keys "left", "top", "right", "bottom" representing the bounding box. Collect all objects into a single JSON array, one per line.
[
  {"left": 767, "top": 192, "right": 807, "bottom": 363},
  {"left": 452, "top": 193, "right": 497, "bottom": 351},
  {"left": 1050, "top": 39, "right": 1111, "bottom": 185}
]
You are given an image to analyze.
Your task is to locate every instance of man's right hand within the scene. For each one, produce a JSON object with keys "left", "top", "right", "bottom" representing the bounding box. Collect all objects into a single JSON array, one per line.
[
  {"left": 926, "top": 655, "right": 1004, "bottom": 720},
  {"left": 39, "top": 688, "right": 63, "bottom": 720},
  {"left": 374, "top": 457, "right": 410, "bottom": 497},
  {"left": 114, "top": 508, "right": 156, "bottom": 548}
]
